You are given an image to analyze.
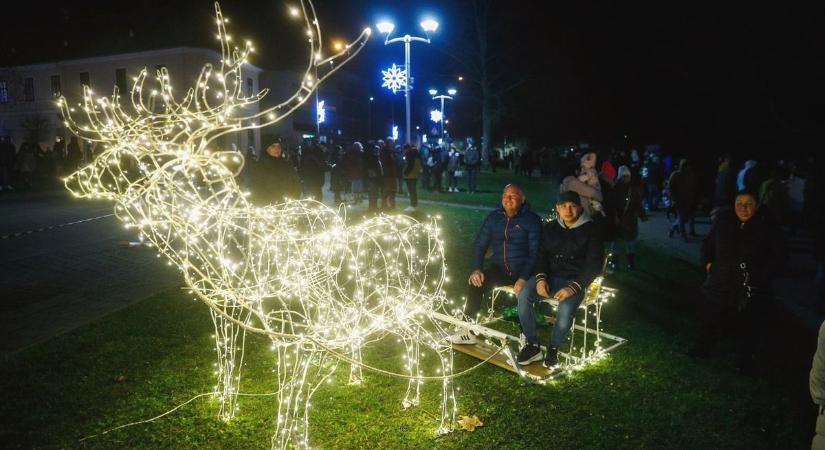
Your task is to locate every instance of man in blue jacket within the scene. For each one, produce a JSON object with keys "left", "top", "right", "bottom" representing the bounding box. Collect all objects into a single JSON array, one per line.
[
  {"left": 449, "top": 184, "right": 542, "bottom": 344},
  {"left": 515, "top": 190, "right": 604, "bottom": 367}
]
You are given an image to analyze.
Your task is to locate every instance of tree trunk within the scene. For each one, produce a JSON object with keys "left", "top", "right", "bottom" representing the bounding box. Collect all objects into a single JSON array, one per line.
[{"left": 482, "top": 85, "right": 492, "bottom": 167}]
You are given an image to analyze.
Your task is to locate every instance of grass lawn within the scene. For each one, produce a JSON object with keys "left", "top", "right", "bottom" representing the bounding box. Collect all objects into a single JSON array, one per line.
[{"left": 0, "top": 171, "right": 817, "bottom": 449}]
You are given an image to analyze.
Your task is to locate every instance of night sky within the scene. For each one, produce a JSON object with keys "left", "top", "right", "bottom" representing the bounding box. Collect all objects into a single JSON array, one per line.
[{"left": 3, "top": 1, "right": 824, "bottom": 159}]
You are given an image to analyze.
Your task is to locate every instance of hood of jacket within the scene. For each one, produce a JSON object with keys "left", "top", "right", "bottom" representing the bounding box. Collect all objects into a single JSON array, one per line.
[{"left": 557, "top": 211, "right": 592, "bottom": 229}]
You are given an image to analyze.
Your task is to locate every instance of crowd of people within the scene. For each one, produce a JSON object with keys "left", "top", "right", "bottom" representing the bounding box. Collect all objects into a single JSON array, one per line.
[
  {"left": 242, "top": 137, "right": 482, "bottom": 213},
  {"left": 0, "top": 136, "right": 88, "bottom": 191}
]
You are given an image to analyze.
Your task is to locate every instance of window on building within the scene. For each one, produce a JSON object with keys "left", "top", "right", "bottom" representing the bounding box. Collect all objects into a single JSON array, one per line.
[
  {"left": 247, "top": 77, "right": 253, "bottom": 96},
  {"left": 0, "top": 80, "right": 8, "bottom": 104},
  {"left": 24, "top": 78, "right": 34, "bottom": 102},
  {"left": 51, "top": 75, "right": 61, "bottom": 96},
  {"left": 115, "top": 68, "right": 127, "bottom": 94},
  {"left": 79, "top": 72, "right": 90, "bottom": 88}
]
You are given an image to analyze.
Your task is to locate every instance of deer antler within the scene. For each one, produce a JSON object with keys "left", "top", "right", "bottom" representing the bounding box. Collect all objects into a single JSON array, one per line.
[{"left": 57, "top": 1, "right": 370, "bottom": 157}]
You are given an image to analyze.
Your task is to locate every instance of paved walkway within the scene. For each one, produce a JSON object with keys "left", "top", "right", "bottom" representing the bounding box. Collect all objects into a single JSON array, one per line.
[{"left": 0, "top": 191, "right": 180, "bottom": 356}]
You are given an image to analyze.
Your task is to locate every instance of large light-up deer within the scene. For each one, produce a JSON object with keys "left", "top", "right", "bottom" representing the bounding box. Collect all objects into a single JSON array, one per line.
[{"left": 59, "top": 3, "right": 456, "bottom": 448}]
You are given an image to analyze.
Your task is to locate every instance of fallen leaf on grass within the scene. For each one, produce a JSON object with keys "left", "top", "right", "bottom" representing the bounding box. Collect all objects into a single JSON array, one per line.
[
  {"left": 113, "top": 375, "right": 128, "bottom": 382},
  {"left": 458, "top": 415, "right": 483, "bottom": 431}
]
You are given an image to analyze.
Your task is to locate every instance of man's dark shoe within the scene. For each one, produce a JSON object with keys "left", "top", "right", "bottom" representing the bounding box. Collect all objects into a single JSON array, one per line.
[
  {"left": 516, "top": 344, "right": 543, "bottom": 365},
  {"left": 543, "top": 346, "right": 559, "bottom": 368}
]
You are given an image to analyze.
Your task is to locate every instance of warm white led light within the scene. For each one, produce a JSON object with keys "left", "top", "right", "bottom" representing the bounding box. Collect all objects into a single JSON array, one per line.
[{"left": 57, "top": 2, "right": 458, "bottom": 448}]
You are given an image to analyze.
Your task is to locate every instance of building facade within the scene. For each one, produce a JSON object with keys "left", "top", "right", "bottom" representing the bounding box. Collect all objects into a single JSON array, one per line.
[{"left": 0, "top": 47, "right": 263, "bottom": 154}]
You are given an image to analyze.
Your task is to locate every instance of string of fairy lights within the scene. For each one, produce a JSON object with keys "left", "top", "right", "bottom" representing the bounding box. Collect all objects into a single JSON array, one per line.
[
  {"left": 57, "top": 2, "right": 464, "bottom": 448},
  {"left": 58, "top": 2, "right": 621, "bottom": 447}
]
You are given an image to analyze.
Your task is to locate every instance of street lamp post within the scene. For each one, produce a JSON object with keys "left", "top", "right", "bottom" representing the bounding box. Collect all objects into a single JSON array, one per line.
[
  {"left": 429, "top": 88, "right": 456, "bottom": 142},
  {"left": 368, "top": 96, "right": 374, "bottom": 139},
  {"left": 376, "top": 18, "right": 439, "bottom": 145},
  {"left": 315, "top": 66, "right": 320, "bottom": 139}
]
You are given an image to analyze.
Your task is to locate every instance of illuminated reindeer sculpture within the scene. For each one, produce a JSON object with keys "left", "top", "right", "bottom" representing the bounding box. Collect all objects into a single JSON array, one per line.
[{"left": 59, "top": 3, "right": 457, "bottom": 448}]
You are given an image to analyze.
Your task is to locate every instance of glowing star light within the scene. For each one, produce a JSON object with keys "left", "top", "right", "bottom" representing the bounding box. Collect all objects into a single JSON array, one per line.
[
  {"left": 381, "top": 63, "right": 407, "bottom": 94},
  {"left": 430, "top": 109, "right": 443, "bottom": 123},
  {"left": 57, "top": 2, "right": 460, "bottom": 449}
]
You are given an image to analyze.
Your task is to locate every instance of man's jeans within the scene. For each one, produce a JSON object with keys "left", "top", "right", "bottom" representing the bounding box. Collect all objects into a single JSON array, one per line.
[{"left": 517, "top": 275, "right": 585, "bottom": 348}]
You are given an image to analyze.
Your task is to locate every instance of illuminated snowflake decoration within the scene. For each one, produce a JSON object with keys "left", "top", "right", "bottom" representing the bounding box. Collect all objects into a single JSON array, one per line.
[
  {"left": 57, "top": 3, "right": 461, "bottom": 449},
  {"left": 430, "top": 109, "right": 443, "bottom": 123},
  {"left": 381, "top": 63, "right": 407, "bottom": 93},
  {"left": 317, "top": 100, "right": 326, "bottom": 124}
]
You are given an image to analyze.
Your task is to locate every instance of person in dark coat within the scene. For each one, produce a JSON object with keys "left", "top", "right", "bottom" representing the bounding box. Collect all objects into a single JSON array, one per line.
[
  {"left": 393, "top": 142, "right": 406, "bottom": 194},
  {"left": 515, "top": 190, "right": 604, "bottom": 367},
  {"left": 428, "top": 145, "right": 444, "bottom": 193},
  {"left": 329, "top": 145, "right": 347, "bottom": 204},
  {"left": 689, "top": 190, "right": 786, "bottom": 372},
  {"left": 64, "top": 137, "right": 82, "bottom": 175},
  {"left": 299, "top": 142, "right": 327, "bottom": 201},
  {"left": 0, "top": 137, "right": 17, "bottom": 190},
  {"left": 448, "top": 184, "right": 542, "bottom": 344},
  {"left": 402, "top": 144, "right": 422, "bottom": 212},
  {"left": 713, "top": 154, "right": 735, "bottom": 211},
  {"left": 345, "top": 142, "right": 365, "bottom": 203},
  {"left": 667, "top": 158, "right": 696, "bottom": 240},
  {"left": 464, "top": 138, "right": 480, "bottom": 193},
  {"left": 379, "top": 140, "right": 397, "bottom": 210},
  {"left": 248, "top": 142, "right": 301, "bottom": 205},
  {"left": 363, "top": 143, "right": 383, "bottom": 212},
  {"left": 610, "top": 166, "right": 647, "bottom": 269},
  {"left": 16, "top": 142, "right": 37, "bottom": 189}
]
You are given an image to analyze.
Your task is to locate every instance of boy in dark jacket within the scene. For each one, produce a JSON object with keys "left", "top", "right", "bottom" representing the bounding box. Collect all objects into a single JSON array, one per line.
[
  {"left": 516, "top": 190, "right": 604, "bottom": 367},
  {"left": 449, "top": 184, "right": 542, "bottom": 344}
]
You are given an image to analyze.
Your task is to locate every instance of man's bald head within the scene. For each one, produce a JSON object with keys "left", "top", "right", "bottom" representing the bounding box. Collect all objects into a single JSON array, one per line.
[{"left": 501, "top": 184, "right": 526, "bottom": 217}]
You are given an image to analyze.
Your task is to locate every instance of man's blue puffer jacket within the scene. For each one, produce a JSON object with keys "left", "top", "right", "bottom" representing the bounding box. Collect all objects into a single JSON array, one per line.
[{"left": 471, "top": 202, "right": 542, "bottom": 280}]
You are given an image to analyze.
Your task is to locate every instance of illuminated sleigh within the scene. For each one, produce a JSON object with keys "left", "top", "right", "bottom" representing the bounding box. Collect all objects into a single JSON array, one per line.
[{"left": 436, "top": 252, "right": 627, "bottom": 383}]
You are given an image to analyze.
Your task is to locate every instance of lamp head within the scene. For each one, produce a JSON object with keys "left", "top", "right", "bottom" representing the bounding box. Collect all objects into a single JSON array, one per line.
[
  {"left": 447, "top": 88, "right": 457, "bottom": 96},
  {"left": 428, "top": 89, "right": 438, "bottom": 96},
  {"left": 420, "top": 18, "right": 439, "bottom": 33},
  {"left": 376, "top": 21, "right": 395, "bottom": 34}
]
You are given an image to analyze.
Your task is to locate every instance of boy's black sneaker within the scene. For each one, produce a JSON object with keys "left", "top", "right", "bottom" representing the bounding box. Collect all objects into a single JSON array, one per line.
[
  {"left": 543, "top": 346, "right": 559, "bottom": 368},
  {"left": 516, "top": 344, "right": 543, "bottom": 365}
]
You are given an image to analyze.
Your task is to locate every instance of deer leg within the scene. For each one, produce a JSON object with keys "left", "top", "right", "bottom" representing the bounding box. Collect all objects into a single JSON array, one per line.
[
  {"left": 272, "top": 345, "right": 337, "bottom": 450},
  {"left": 402, "top": 339, "right": 421, "bottom": 408},
  {"left": 348, "top": 339, "right": 363, "bottom": 385},
  {"left": 210, "top": 308, "right": 248, "bottom": 421},
  {"left": 434, "top": 341, "right": 456, "bottom": 435}
]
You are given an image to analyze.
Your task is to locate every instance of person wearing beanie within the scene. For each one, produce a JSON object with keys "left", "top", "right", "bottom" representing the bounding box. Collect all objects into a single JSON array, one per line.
[{"left": 514, "top": 190, "right": 604, "bottom": 368}]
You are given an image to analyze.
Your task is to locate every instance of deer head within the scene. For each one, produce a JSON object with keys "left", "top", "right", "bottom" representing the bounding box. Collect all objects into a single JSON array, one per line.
[{"left": 58, "top": 1, "right": 370, "bottom": 199}]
